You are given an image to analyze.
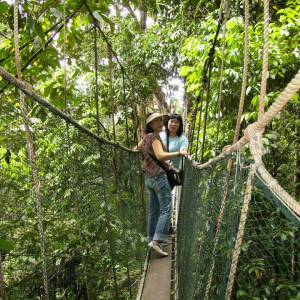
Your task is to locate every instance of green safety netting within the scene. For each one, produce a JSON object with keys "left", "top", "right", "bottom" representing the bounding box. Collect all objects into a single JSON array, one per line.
[
  {"left": 176, "top": 154, "right": 300, "bottom": 300},
  {"left": 0, "top": 99, "right": 147, "bottom": 299}
]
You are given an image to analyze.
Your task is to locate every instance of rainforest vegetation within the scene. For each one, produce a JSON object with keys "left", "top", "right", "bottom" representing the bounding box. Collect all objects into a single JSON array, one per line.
[{"left": 0, "top": 0, "right": 300, "bottom": 298}]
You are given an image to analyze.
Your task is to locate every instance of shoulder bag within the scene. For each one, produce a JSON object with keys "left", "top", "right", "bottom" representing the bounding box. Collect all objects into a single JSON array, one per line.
[{"left": 148, "top": 153, "right": 183, "bottom": 190}]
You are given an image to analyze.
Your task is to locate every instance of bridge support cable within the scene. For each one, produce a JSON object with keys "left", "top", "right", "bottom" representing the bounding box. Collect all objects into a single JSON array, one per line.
[
  {"left": 225, "top": 0, "right": 269, "bottom": 297},
  {"left": 13, "top": 1, "right": 50, "bottom": 299},
  {"left": 194, "top": 0, "right": 237, "bottom": 297},
  {"left": 177, "top": 6, "right": 300, "bottom": 295},
  {"left": 0, "top": 66, "right": 138, "bottom": 154},
  {"left": 1, "top": 55, "right": 147, "bottom": 300}
]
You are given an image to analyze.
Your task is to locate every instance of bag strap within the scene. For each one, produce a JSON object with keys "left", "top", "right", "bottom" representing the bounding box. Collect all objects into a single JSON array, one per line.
[
  {"left": 148, "top": 152, "right": 169, "bottom": 173},
  {"left": 167, "top": 132, "right": 170, "bottom": 152}
]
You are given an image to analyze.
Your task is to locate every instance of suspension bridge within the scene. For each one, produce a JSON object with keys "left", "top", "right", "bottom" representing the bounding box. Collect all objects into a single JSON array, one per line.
[{"left": 1, "top": 0, "right": 300, "bottom": 299}]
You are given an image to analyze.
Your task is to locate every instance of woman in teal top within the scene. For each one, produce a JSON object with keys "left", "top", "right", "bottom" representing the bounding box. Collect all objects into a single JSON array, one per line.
[{"left": 160, "top": 114, "right": 189, "bottom": 169}]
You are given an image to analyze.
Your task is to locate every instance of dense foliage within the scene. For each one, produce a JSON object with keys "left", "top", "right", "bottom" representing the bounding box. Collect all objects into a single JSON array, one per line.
[{"left": 1, "top": 0, "right": 300, "bottom": 298}]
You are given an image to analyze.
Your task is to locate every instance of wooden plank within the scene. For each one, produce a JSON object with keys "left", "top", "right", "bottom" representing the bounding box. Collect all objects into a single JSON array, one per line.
[{"left": 141, "top": 238, "right": 173, "bottom": 300}]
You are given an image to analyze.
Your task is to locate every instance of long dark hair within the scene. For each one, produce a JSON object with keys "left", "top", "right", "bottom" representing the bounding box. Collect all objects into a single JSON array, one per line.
[{"left": 166, "top": 114, "right": 183, "bottom": 137}]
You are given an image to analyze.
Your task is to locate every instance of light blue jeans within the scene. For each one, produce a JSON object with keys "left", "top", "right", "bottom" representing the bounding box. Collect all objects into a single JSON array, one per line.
[{"left": 145, "top": 172, "right": 172, "bottom": 243}]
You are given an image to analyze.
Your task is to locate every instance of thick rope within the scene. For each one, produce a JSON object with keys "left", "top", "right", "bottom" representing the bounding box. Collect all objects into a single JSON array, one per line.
[
  {"left": 202, "top": 2, "right": 232, "bottom": 296},
  {"left": 225, "top": 168, "right": 254, "bottom": 300},
  {"left": 13, "top": 1, "right": 49, "bottom": 299},
  {"left": 254, "top": 71, "right": 300, "bottom": 131},
  {"left": 259, "top": 0, "right": 270, "bottom": 119},
  {"left": 225, "top": 0, "right": 255, "bottom": 295},
  {"left": 0, "top": 65, "right": 139, "bottom": 153},
  {"left": 188, "top": 69, "right": 300, "bottom": 170},
  {"left": 249, "top": 128, "right": 300, "bottom": 217}
]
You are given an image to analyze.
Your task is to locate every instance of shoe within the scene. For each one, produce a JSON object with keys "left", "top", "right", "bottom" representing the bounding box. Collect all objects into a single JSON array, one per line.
[
  {"left": 148, "top": 241, "right": 168, "bottom": 257},
  {"left": 161, "top": 242, "right": 169, "bottom": 247}
]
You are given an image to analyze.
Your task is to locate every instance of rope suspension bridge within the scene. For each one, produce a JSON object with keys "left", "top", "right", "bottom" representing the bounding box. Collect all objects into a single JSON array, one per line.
[{"left": 1, "top": 0, "right": 300, "bottom": 299}]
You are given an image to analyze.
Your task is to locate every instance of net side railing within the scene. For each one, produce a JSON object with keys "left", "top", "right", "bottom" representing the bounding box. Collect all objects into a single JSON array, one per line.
[
  {"left": 176, "top": 154, "right": 300, "bottom": 300},
  {"left": 0, "top": 99, "right": 147, "bottom": 299}
]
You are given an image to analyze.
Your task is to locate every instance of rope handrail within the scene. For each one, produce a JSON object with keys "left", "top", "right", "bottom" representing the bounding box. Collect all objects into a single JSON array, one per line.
[
  {"left": 0, "top": 66, "right": 139, "bottom": 154},
  {"left": 188, "top": 69, "right": 300, "bottom": 169},
  {"left": 1, "top": 62, "right": 299, "bottom": 168}
]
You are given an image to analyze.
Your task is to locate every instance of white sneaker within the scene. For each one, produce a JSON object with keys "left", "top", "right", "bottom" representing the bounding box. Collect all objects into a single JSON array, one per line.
[{"left": 148, "top": 241, "right": 168, "bottom": 257}]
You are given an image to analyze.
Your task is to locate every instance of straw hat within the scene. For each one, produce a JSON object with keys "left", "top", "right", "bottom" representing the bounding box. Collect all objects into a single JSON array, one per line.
[{"left": 146, "top": 112, "right": 169, "bottom": 124}]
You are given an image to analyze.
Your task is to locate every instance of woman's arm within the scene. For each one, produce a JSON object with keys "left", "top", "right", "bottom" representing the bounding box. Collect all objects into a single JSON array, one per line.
[
  {"left": 152, "top": 139, "right": 187, "bottom": 161},
  {"left": 134, "top": 139, "right": 143, "bottom": 151}
]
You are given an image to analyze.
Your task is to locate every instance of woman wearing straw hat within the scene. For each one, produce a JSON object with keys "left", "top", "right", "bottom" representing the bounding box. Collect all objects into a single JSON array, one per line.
[{"left": 135, "top": 112, "right": 188, "bottom": 257}]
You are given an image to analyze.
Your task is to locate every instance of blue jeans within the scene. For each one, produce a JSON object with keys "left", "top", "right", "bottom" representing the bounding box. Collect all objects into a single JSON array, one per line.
[{"left": 145, "top": 172, "right": 172, "bottom": 243}]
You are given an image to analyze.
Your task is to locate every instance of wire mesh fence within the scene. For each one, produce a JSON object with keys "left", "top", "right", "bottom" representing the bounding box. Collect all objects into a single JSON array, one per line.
[
  {"left": 176, "top": 154, "right": 300, "bottom": 300},
  {"left": 1, "top": 98, "right": 147, "bottom": 299}
]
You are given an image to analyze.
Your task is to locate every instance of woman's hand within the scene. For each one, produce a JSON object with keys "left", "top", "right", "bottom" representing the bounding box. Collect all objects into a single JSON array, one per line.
[{"left": 179, "top": 148, "right": 188, "bottom": 156}]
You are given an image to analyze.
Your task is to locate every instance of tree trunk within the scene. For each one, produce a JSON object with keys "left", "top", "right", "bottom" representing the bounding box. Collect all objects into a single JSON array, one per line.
[
  {"left": 139, "top": 0, "right": 147, "bottom": 31},
  {"left": 138, "top": 102, "right": 147, "bottom": 140},
  {"left": 153, "top": 88, "right": 170, "bottom": 114},
  {"left": 184, "top": 89, "right": 192, "bottom": 139}
]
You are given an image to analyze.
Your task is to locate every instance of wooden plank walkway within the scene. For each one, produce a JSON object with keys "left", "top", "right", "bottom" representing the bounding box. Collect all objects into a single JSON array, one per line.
[{"left": 141, "top": 238, "right": 173, "bottom": 300}]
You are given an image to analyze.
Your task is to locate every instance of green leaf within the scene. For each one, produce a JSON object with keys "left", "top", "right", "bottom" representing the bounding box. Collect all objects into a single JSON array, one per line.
[
  {"left": 94, "top": 11, "right": 115, "bottom": 32},
  {"left": 246, "top": 86, "right": 252, "bottom": 95},
  {"left": 0, "top": 239, "right": 14, "bottom": 250},
  {"left": 34, "top": 21, "right": 45, "bottom": 41},
  {"left": 26, "top": 17, "right": 35, "bottom": 35},
  {"left": 44, "top": 82, "right": 56, "bottom": 97},
  {"left": 50, "top": 7, "right": 62, "bottom": 19},
  {"left": 0, "top": 2, "right": 8, "bottom": 13},
  {"left": 124, "top": 29, "right": 133, "bottom": 43}
]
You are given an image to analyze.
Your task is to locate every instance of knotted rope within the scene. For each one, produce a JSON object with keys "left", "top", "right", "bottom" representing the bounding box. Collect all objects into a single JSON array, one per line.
[
  {"left": 203, "top": 2, "right": 231, "bottom": 297},
  {"left": 259, "top": 0, "right": 270, "bottom": 119}
]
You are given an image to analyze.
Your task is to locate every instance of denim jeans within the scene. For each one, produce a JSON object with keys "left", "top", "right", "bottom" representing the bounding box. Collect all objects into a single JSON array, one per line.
[{"left": 145, "top": 172, "right": 172, "bottom": 243}]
